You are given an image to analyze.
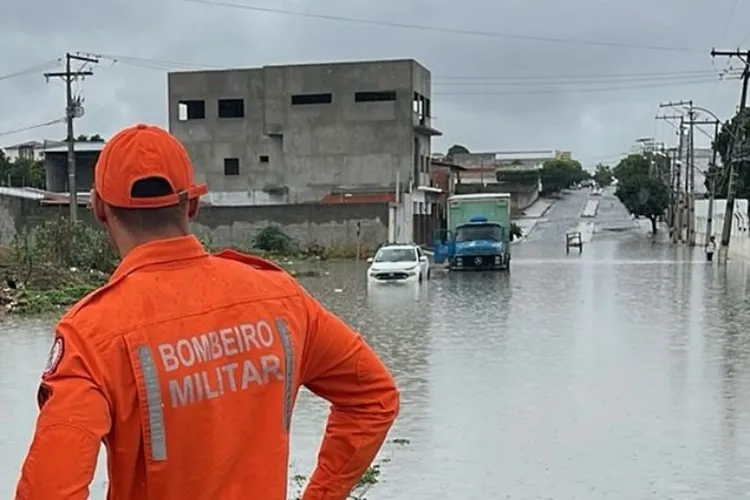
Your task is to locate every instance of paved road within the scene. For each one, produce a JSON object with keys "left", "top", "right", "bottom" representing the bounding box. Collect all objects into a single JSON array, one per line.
[{"left": 3, "top": 190, "right": 750, "bottom": 499}]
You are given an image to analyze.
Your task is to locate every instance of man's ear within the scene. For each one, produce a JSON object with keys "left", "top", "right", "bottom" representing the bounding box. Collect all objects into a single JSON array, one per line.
[
  {"left": 90, "top": 190, "right": 107, "bottom": 224},
  {"left": 187, "top": 198, "right": 200, "bottom": 220}
]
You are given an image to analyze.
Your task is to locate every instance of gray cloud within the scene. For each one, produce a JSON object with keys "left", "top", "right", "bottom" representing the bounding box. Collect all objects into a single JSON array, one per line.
[{"left": 0, "top": 0, "right": 747, "bottom": 167}]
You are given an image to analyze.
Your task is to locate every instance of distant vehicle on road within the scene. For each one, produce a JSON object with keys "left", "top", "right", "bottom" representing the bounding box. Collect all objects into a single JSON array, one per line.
[
  {"left": 367, "top": 244, "right": 430, "bottom": 284},
  {"left": 592, "top": 186, "right": 603, "bottom": 196}
]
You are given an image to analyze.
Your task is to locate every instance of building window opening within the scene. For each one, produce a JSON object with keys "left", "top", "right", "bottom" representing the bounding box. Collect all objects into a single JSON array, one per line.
[
  {"left": 218, "top": 98, "right": 245, "bottom": 118},
  {"left": 224, "top": 157, "right": 240, "bottom": 176},
  {"left": 259, "top": 155, "right": 269, "bottom": 163},
  {"left": 291, "top": 93, "right": 332, "bottom": 105},
  {"left": 355, "top": 91, "right": 396, "bottom": 103},
  {"left": 412, "top": 92, "right": 423, "bottom": 119},
  {"left": 177, "top": 100, "right": 205, "bottom": 121}
]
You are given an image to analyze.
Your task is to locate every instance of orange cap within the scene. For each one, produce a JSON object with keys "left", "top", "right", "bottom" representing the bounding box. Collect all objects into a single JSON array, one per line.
[{"left": 94, "top": 123, "right": 208, "bottom": 208}]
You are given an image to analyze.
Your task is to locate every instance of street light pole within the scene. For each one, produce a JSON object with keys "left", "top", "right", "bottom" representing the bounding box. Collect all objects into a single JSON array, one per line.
[{"left": 655, "top": 114, "right": 683, "bottom": 240}]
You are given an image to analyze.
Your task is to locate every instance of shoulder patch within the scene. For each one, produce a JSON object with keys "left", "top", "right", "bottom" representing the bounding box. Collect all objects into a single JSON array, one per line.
[
  {"left": 43, "top": 336, "right": 64, "bottom": 377},
  {"left": 214, "top": 249, "right": 286, "bottom": 272}
]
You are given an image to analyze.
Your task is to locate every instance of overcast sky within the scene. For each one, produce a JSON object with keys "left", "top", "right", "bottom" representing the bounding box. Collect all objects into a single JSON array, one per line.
[{"left": 1, "top": 0, "right": 749, "bottom": 168}]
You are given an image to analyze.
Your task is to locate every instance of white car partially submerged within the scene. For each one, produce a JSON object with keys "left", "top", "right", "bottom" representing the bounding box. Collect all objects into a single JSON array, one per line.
[{"left": 367, "top": 244, "right": 430, "bottom": 284}]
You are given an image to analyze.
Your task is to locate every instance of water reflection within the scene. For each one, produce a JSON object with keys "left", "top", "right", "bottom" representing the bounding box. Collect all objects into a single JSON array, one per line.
[{"left": 4, "top": 244, "right": 750, "bottom": 498}]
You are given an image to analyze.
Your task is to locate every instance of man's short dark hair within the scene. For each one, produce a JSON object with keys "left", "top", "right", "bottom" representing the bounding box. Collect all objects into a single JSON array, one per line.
[{"left": 108, "top": 177, "right": 186, "bottom": 233}]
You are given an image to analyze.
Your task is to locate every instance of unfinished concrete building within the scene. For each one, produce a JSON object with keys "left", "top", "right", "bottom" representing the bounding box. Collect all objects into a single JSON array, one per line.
[{"left": 167, "top": 59, "right": 442, "bottom": 207}]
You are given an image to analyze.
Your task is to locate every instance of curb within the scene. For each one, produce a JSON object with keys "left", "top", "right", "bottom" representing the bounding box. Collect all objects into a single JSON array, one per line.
[
  {"left": 512, "top": 199, "right": 556, "bottom": 244},
  {"left": 537, "top": 200, "right": 555, "bottom": 218},
  {"left": 516, "top": 199, "right": 555, "bottom": 220},
  {"left": 580, "top": 199, "right": 600, "bottom": 218}
]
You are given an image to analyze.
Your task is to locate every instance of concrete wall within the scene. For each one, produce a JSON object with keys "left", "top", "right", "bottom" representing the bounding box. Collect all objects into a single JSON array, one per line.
[
  {"left": 0, "top": 195, "right": 390, "bottom": 250},
  {"left": 450, "top": 151, "right": 555, "bottom": 171},
  {"left": 512, "top": 183, "right": 540, "bottom": 213},
  {"left": 694, "top": 198, "right": 750, "bottom": 258},
  {"left": 168, "top": 59, "right": 435, "bottom": 204}
]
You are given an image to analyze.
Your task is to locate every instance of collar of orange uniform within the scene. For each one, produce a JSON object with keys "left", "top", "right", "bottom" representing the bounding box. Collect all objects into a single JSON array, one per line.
[{"left": 110, "top": 235, "right": 209, "bottom": 282}]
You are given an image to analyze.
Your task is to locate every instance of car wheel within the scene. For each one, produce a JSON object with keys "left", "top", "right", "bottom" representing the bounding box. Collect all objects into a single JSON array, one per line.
[{"left": 418, "top": 271, "right": 423, "bottom": 283}]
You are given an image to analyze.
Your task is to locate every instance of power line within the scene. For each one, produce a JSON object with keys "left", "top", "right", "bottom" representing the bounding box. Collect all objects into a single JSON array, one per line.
[
  {"left": 435, "top": 69, "right": 729, "bottom": 82},
  {"left": 434, "top": 71, "right": 741, "bottom": 87},
  {"left": 716, "top": 0, "right": 740, "bottom": 48},
  {"left": 168, "top": 0, "right": 703, "bottom": 53},
  {"left": 433, "top": 76, "right": 739, "bottom": 95},
  {"left": 92, "top": 53, "right": 222, "bottom": 70},
  {"left": 0, "top": 60, "right": 61, "bottom": 83},
  {"left": 97, "top": 53, "right": 738, "bottom": 89},
  {"left": 0, "top": 118, "right": 66, "bottom": 139}
]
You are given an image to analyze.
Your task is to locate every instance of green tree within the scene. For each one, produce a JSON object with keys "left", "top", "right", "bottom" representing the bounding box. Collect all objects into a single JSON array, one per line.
[
  {"left": 75, "top": 134, "right": 105, "bottom": 142},
  {"left": 0, "top": 149, "right": 9, "bottom": 182},
  {"left": 10, "top": 158, "right": 45, "bottom": 188},
  {"left": 0, "top": 153, "right": 45, "bottom": 189},
  {"left": 613, "top": 153, "right": 650, "bottom": 181},
  {"left": 446, "top": 144, "right": 469, "bottom": 159},
  {"left": 539, "top": 158, "right": 589, "bottom": 195},
  {"left": 593, "top": 163, "right": 613, "bottom": 186},
  {"left": 704, "top": 108, "right": 750, "bottom": 198},
  {"left": 614, "top": 154, "right": 670, "bottom": 234}
]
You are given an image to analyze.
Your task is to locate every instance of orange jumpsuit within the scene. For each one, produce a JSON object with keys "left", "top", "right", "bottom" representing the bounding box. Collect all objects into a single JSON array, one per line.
[{"left": 15, "top": 235, "right": 400, "bottom": 499}]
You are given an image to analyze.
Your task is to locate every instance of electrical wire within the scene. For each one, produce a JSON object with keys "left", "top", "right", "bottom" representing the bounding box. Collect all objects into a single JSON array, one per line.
[
  {"left": 434, "top": 69, "right": 728, "bottom": 82},
  {"left": 658, "top": 116, "right": 730, "bottom": 187},
  {"left": 94, "top": 53, "right": 739, "bottom": 95},
  {"left": 433, "top": 76, "right": 740, "bottom": 96},
  {"left": 434, "top": 71, "right": 741, "bottom": 87},
  {"left": 166, "top": 0, "right": 703, "bottom": 53},
  {"left": 91, "top": 53, "right": 222, "bottom": 70},
  {"left": 0, "top": 118, "right": 66, "bottom": 139},
  {"left": 0, "top": 60, "right": 61, "bottom": 83},
  {"left": 717, "top": 0, "right": 740, "bottom": 49}
]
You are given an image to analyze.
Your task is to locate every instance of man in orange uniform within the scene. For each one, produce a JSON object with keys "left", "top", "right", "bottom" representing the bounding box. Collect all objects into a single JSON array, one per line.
[{"left": 15, "top": 124, "right": 400, "bottom": 500}]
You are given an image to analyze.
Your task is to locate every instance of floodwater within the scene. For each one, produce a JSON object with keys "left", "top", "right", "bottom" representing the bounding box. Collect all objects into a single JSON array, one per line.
[{"left": 3, "top": 189, "right": 750, "bottom": 499}]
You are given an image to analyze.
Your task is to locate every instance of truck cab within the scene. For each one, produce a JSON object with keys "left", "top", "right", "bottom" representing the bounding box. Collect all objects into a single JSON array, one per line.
[{"left": 433, "top": 193, "right": 512, "bottom": 271}]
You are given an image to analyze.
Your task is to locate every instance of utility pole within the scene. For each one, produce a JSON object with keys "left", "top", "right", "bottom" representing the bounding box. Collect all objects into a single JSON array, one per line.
[
  {"left": 656, "top": 114, "right": 682, "bottom": 239},
  {"left": 699, "top": 119, "right": 721, "bottom": 247},
  {"left": 688, "top": 104, "right": 696, "bottom": 245},
  {"left": 712, "top": 48, "right": 750, "bottom": 262},
  {"left": 44, "top": 52, "right": 98, "bottom": 223},
  {"left": 660, "top": 100, "right": 694, "bottom": 244}
]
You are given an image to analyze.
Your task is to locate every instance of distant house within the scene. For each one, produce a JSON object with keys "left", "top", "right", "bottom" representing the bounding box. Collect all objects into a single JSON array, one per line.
[{"left": 2, "top": 140, "right": 65, "bottom": 162}]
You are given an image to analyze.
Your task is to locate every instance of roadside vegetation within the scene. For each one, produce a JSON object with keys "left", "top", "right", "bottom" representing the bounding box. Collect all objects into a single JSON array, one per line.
[
  {"left": 0, "top": 219, "right": 365, "bottom": 315},
  {"left": 290, "top": 438, "right": 409, "bottom": 500},
  {"left": 593, "top": 163, "right": 614, "bottom": 187},
  {"left": 613, "top": 153, "right": 670, "bottom": 234}
]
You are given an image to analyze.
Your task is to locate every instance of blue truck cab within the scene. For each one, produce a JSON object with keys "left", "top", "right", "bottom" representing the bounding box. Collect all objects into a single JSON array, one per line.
[{"left": 433, "top": 193, "right": 512, "bottom": 271}]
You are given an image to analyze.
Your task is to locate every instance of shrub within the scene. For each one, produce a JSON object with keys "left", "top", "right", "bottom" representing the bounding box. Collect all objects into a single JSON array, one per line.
[
  {"left": 290, "top": 438, "right": 409, "bottom": 500},
  {"left": 254, "top": 226, "right": 296, "bottom": 254},
  {"left": 20, "top": 218, "right": 119, "bottom": 273}
]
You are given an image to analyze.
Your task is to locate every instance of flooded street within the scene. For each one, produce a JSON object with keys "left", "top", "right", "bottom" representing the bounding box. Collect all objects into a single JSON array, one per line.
[{"left": 4, "top": 189, "right": 750, "bottom": 499}]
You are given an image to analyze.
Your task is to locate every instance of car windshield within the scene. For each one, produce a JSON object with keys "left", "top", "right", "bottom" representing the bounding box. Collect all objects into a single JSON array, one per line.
[
  {"left": 455, "top": 224, "right": 504, "bottom": 242},
  {"left": 374, "top": 248, "right": 417, "bottom": 263}
]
